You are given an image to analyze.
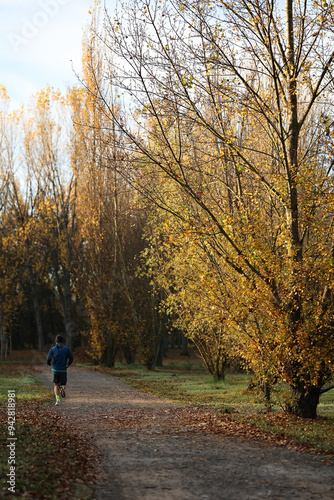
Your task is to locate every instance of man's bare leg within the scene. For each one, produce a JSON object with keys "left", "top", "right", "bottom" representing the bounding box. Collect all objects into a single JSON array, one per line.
[{"left": 54, "top": 383, "right": 60, "bottom": 405}]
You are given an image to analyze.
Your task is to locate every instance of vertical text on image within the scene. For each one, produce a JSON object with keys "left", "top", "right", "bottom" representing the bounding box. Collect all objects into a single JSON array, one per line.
[{"left": 7, "top": 390, "right": 16, "bottom": 494}]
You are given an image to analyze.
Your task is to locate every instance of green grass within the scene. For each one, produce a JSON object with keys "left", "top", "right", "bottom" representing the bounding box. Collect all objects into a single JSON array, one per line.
[
  {"left": 79, "top": 360, "right": 264, "bottom": 411},
  {"left": 0, "top": 369, "right": 52, "bottom": 403},
  {"left": 79, "top": 352, "right": 334, "bottom": 457},
  {"left": 0, "top": 361, "right": 95, "bottom": 499}
]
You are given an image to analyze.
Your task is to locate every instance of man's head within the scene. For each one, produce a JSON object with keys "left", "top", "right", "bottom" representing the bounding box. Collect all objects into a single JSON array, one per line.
[{"left": 55, "top": 334, "right": 65, "bottom": 344}]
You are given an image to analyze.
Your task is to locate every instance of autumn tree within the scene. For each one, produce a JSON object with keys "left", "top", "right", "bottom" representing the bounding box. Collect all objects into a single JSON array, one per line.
[
  {"left": 0, "top": 88, "right": 25, "bottom": 355},
  {"left": 71, "top": 15, "right": 152, "bottom": 366},
  {"left": 141, "top": 183, "right": 234, "bottom": 380},
  {"left": 0, "top": 86, "right": 15, "bottom": 212},
  {"left": 93, "top": 0, "right": 334, "bottom": 417},
  {"left": 21, "top": 87, "right": 80, "bottom": 350},
  {"left": 0, "top": 87, "right": 71, "bottom": 352}
]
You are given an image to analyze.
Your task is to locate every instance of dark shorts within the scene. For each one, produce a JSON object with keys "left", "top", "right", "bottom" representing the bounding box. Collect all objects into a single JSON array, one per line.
[{"left": 52, "top": 371, "right": 67, "bottom": 386}]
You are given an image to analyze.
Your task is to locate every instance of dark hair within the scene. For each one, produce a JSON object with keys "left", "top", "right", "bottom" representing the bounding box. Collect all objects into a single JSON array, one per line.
[{"left": 56, "top": 334, "right": 65, "bottom": 344}]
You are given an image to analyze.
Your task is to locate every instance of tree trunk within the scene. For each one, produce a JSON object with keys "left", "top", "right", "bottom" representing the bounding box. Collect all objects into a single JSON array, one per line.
[
  {"left": 180, "top": 333, "right": 189, "bottom": 356},
  {"left": 154, "top": 339, "right": 164, "bottom": 368},
  {"left": 288, "top": 385, "right": 321, "bottom": 419},
  {"left": 0, "top": 333, "right": 9, "bottom": 358},
  {"left": 54, "top": 264, "right": 75, "bottom": 351},
  {"left": 30, "top": 281, "right": 44, "bottom": 351},
  {"left": 259, "top": 380, "right": 271, "bottom": 402},
  {"left": 213, "top": 362, "right": 226, "bottom": 382},
  {"left": 195, "top": 336, "right": 226, "bottom": 381},
  {"left": 106, "top": 334, "right": 117, "bottom": 368},
  {"left": 147, "top": 321, "right": 165, "bottom": 370},
  {"left": 122, "top": 344, "right": 136, "bottom": 364}
]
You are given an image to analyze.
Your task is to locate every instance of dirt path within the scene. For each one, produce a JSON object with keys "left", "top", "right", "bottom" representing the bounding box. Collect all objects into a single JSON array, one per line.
[{"left": 35, "top": 365, "right": 334, "bottom": 500}]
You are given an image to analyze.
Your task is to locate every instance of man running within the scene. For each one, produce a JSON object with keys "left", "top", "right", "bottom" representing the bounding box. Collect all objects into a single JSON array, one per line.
[{"left": 47, "top": 334, "right": 73, "bottom": 406}]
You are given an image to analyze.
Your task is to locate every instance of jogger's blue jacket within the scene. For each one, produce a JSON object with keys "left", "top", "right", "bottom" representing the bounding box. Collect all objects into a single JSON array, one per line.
[{"left": 47, "top": 343, "right": 73, "bottom": 372}]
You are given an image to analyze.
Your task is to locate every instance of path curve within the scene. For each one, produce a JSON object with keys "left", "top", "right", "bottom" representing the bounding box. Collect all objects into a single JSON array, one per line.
[{"left": 35, "top": 365, "right": 334, "bottom": 500}]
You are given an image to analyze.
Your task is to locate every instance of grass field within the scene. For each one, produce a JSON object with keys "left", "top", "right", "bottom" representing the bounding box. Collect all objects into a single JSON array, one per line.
[
  {"left": 78, "top": 348, "right": 334, "bottom": 457},
  {"left": 0, "top": 351, "right": 96, "bottom": 499}
]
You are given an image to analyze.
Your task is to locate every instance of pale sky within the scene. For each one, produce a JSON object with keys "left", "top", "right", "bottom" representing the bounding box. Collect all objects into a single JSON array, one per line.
[{"left": 0, "top": 0, "right": 115, "bottom": 109}]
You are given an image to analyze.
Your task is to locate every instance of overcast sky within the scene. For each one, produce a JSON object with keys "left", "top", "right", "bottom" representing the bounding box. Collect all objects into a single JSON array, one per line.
[{"left": 0, "top": 0, "right": 114, "bottom": 109}]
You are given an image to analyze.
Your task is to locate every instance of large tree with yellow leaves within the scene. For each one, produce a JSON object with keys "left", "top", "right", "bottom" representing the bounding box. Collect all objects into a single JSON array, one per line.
[{"left": 93, "top": 0, "right": 334, "bottom": 417}]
